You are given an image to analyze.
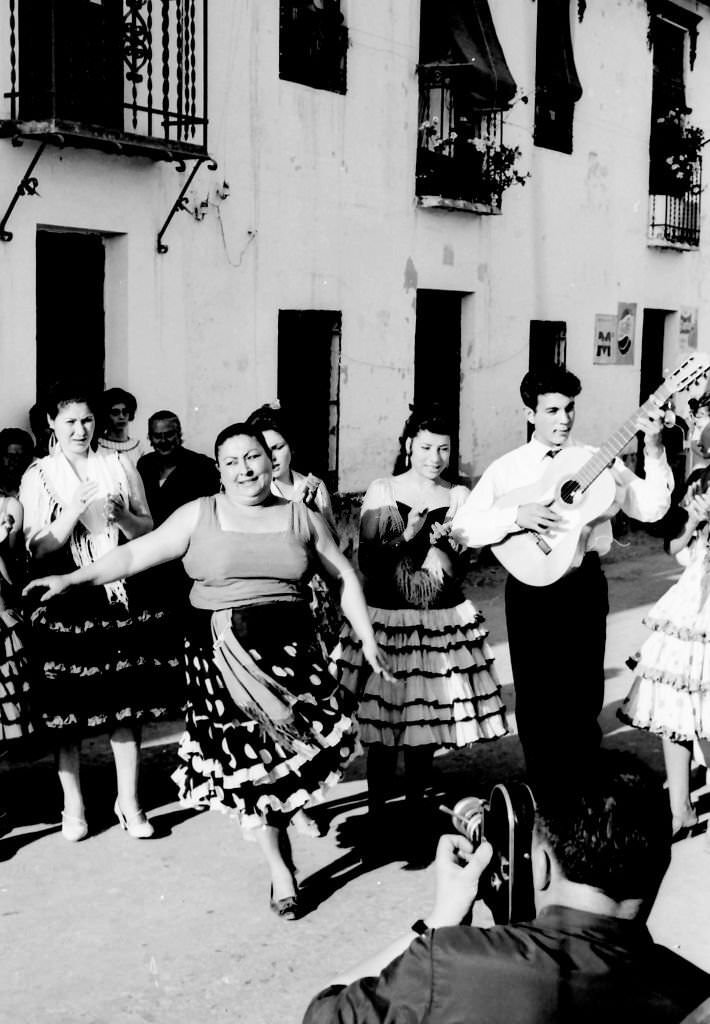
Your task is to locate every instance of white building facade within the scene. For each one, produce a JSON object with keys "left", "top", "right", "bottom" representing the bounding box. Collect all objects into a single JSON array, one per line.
[{"left": 0, "top": 0, "right": 708, "bottom": 495}]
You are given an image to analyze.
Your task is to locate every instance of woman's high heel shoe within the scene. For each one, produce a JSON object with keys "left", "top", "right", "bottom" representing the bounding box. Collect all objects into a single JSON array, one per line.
[
  {"left": 269, "top": 883, "right": 299, "bottom": 920},
  {"left": 61, "top": 811, "right": 88, "bottom": 843},
  {"left": 114, "top": 799, "right": 155, "bottom": 839}
]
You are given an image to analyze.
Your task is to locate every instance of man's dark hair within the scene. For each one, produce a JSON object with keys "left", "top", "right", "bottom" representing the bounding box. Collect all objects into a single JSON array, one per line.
[
  {"left": 520, "top": 367, "right": 582, "bottom": 411},
  {"left": 534, "top": 751, "right": 671, "bottom": 903},
  {"left": 148, "top": 409, "right": 181, "bottom": 432}
]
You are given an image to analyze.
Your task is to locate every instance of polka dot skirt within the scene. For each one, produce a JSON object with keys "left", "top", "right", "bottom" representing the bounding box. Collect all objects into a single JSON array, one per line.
[{"left": 172, "top": 606, "right": 358, "bottom": 830}]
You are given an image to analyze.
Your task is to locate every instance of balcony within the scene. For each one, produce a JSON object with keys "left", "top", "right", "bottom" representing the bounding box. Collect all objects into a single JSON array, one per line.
[
  {"left": 416, "top": 66, "right": 507, "bottom": 213},
  {"left": 0, "top": 0, "right": 208, "bottom": 161},
  {"left": 648, "top": 159, "right": 702, "bottom": 248}
]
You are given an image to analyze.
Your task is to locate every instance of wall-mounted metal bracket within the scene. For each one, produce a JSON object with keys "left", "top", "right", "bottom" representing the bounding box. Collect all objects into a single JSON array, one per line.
[
  {"left": 0, "top": 141, "right": 48, "bottom": 242},
  {"left": 157, "top": 155, "right": 218, "bottom": 254}
]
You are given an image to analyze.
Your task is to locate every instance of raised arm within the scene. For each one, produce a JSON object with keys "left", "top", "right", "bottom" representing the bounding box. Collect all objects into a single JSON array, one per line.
[
  {"left": 23, "top": 500, "right": 202, "bottom": 602},
  {"left": 610, "top": 410, "right": 673, "bottom": 523}
]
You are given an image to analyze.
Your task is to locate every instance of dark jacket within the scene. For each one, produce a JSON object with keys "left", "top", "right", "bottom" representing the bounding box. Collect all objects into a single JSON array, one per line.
[
  {"left": 137, "top": 447, "right": 218, "bottom": 526},
  {"left": 303, "top": 906, "right": 710, "bottom": 1024}
]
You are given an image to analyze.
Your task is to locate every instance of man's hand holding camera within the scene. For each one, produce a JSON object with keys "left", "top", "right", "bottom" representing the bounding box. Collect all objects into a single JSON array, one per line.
[{"left": 425, "top": 835, "right": 493, "bottom": 929}]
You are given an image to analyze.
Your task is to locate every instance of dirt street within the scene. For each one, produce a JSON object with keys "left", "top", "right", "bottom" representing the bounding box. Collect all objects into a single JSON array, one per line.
[{"left": 1, "top": 531, "right": 708, "bottom": 1024}]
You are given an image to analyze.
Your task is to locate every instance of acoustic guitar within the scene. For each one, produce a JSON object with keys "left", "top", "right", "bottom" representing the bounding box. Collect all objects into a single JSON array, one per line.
[{"left": 491, "top": 353, "right": 710, "bottom": 587}]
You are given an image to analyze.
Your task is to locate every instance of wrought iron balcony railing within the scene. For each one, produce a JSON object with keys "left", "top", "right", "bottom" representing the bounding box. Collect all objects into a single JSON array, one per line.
[
  {"left": 648, "top": 158, "right": 701, "bottom": 247},
  {"left": 416, "top": 65, "right": 506, "bottom": 211},
  {"left": 0, "top": 0, "right": 208, "bottom": 160}
]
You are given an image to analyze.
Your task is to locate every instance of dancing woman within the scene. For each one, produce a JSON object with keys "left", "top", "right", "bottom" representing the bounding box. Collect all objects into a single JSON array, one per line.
[
  {"left": 25, "top": 422, "right": 390, "bottom": 917},
  {"left": 619, "top": 466, "right": 710, "bottom": 835},
  {"left": 333, "top": 406, "right": 507, "bottom": 839},
  {"left": 19, "top": 382, "right": 179, "bottom": 841}
]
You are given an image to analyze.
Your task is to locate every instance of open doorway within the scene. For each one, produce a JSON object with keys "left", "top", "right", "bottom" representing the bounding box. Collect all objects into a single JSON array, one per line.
[
  {"left": 414, "top": 289, "right": 463, "bottom": 477},
  {"left": 35, "top": 230, "right": 106, "bottom": 401},
  {"left": 277, "top": 310, "right": 342, "bottom": 492}
]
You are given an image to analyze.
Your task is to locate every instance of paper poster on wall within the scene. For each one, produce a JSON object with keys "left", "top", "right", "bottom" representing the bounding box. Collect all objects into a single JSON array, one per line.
[
  {"left": 593, "top": 314, "right": 617, "bottom": 364},
  {"left": 614, "top": 302, "right": 636, "bottom": 364},
  {"left": 679, "top": 307, "right": 698, "bottom": 350}
]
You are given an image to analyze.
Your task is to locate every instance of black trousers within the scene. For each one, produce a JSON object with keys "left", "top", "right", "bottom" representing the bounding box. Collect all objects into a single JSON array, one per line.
[{"left": 505, "top": 553, "right": 608, "bottom": 787}]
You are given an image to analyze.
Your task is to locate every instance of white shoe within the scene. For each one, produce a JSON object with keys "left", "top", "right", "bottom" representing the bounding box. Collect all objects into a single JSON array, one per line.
[
  {"left": 61, "top": 811, "right": 88, "bottom": 842},
  {"left": 114, "top": 799, "right": 155, "bottom": 839}
]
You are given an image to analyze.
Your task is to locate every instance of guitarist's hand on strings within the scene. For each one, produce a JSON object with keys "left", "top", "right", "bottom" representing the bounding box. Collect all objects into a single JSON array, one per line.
[{"left": 515, "top": 501, "right": 561, "bottom": 533}]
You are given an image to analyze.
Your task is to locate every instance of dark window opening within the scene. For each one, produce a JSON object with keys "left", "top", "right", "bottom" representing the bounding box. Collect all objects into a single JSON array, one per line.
[
  {"left": 36, "top": 231, "right": 106, "bottom": 401},
  {"left": 416, "top": 0, "right": 516, "bottom": 207},
  {"left": 527, "top": 320, "right": 567, "bottom": 439},
  {"left": 277, "top": 311, "right": 341, "bottom": 492},
  {"left": 533, "top": 0, "right": 583, "bottom": 154},
  {"left": 279, "top": 1, "right": 348, "bottom": 94},
  {"left": 414, "top": 290, "right": 463, "bottom": 479}
]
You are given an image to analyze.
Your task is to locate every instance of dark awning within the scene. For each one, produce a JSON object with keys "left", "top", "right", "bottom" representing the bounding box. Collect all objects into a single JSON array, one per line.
[
  {"left": 419, "top": 0, "right": 517, "bottom": 110},
  {"left": 535, "top": 0, "right": 583, "bottom": 101}
]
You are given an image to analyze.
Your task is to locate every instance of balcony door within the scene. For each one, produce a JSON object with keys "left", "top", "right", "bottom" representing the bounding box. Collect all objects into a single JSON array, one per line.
[
  {"left": 19, "top": 0, "right": 123, "bottom": 128},
  {"left": 36, "top": 231, "right": 106, "bottom": 400},
  {"left": 414, "top": 290, "right": 462, "bottom": 478}
]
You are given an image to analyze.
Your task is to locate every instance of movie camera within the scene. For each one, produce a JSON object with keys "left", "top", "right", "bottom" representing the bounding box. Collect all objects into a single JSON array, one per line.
[{"left": 440, "top": 782, "right": 536, "bottom": 925}]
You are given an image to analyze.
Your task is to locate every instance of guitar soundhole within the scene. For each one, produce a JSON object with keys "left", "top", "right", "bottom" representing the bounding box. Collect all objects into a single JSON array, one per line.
[{"left": 560, "top": 480, "right": 580, "bottom": 505}]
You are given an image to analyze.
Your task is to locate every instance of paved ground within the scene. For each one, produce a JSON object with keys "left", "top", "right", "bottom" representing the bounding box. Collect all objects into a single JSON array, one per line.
[{"left": 1, "top": 530, "right": 709, "bottom": 1024}]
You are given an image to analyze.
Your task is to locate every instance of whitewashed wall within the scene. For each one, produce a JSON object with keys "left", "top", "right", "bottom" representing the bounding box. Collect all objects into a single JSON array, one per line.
[{"left": 0, "top": 0, "right": 708, "bottom": 487}]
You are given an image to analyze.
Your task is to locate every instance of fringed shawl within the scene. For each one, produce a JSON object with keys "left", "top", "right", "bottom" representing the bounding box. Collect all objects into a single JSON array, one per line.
[
  {"left": 361, "top": 477, "right": 470, "bottom": 609},
  {"left": 20, "top": 449, "right": 130, "bottom": 606},
  {"left": 211, "top": 608, "right": 312, "bottom": 753}
]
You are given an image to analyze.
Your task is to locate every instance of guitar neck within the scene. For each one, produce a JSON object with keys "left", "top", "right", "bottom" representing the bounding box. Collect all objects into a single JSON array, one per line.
[{"left": 576, "top": 396, "right": 659, "bottom": 490}]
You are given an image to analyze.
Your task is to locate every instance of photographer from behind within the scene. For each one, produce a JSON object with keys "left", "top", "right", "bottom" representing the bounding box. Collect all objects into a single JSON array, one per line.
[{"left": 302, "top": 751, "right": 710, "bottom": 1024}]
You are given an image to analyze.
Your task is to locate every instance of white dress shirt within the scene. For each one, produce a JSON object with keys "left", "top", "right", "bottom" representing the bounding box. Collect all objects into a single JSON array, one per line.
[{"left": 451, "top": 436, "right": 673, "bottom": 562}]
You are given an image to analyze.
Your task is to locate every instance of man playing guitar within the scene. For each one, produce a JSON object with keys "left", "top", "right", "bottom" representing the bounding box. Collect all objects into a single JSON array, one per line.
[{"left": 451, "top": 366, "right": 673, "bottom": 787}]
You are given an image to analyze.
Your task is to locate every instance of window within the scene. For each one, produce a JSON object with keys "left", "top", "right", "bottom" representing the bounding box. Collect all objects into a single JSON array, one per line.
[
  {"left": 533, "top": 0, "right": 583, "bottom": 154},
  {"left": 647, "top": 6, "right": 702, "bottom": 246},
  {"left": 279, "top": 1, "right": 348, "bottom": 94},
  {"left": 416, "top": 0, "right": 516, "bottom": 209},
  {"left": 277, "top": 311, "right": 341, "bottom": 491},
  {"left": 529, "top": 320, "right": 567, "bottom": 374}
]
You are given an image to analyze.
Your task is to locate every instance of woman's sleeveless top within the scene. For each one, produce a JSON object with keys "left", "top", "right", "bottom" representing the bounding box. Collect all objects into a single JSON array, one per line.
[{"left": 183, "top": 496, "right": 315, "bottom": 611}]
